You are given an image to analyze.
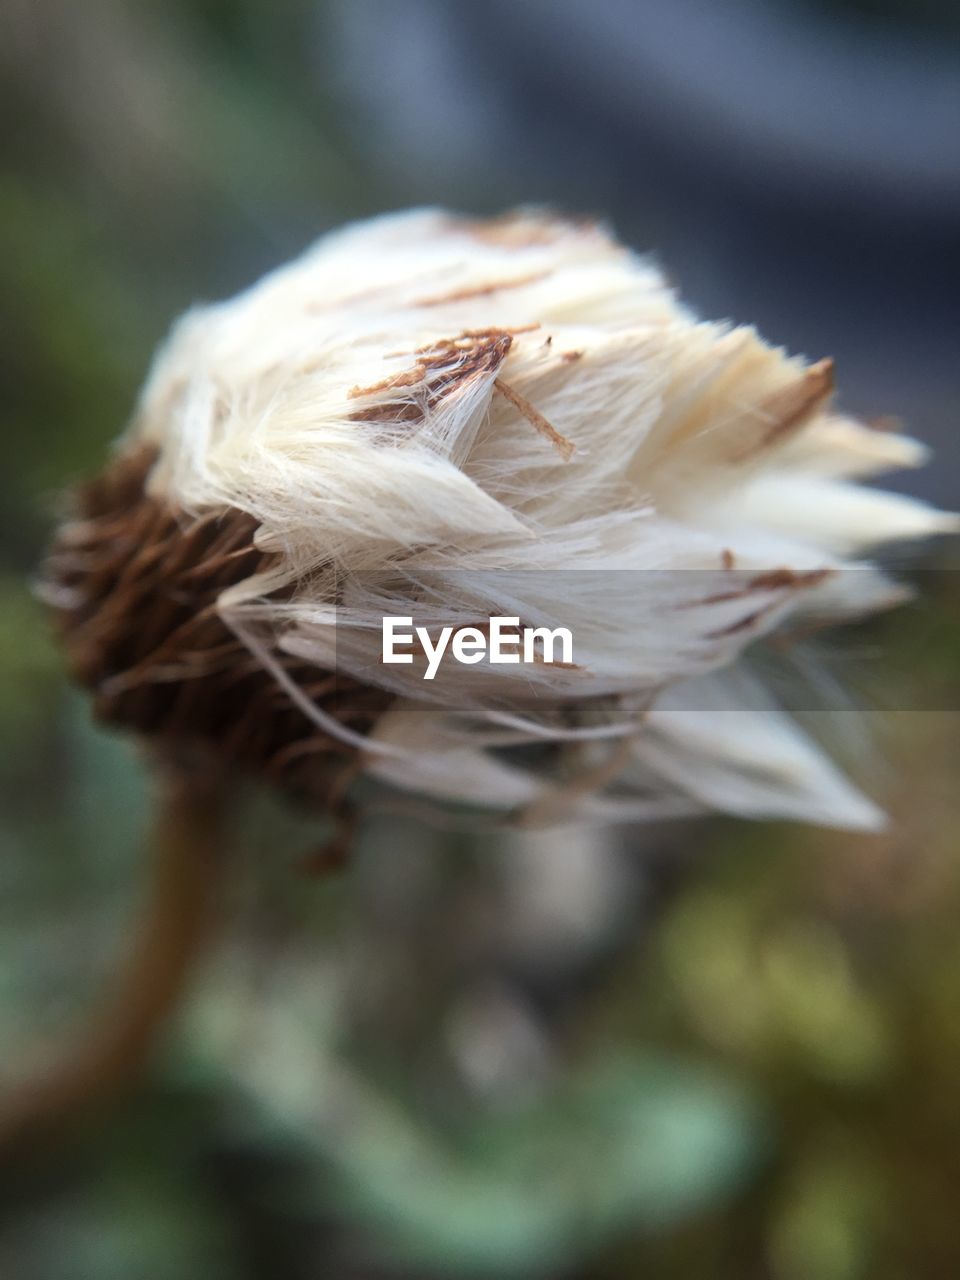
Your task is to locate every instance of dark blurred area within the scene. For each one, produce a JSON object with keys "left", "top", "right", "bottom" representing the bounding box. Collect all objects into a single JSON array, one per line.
[{"left": 1, "top": 2, "right": 958, "bottom": 1277}]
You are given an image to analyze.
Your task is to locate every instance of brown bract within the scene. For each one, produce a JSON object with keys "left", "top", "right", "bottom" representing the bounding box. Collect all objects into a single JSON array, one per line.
[
  {"left": 457, "top": 210, "right": 601, "bottom": 249},
  {"left": 44, "top": 446, "right": 390, "bottom": 806},
  {"left": 349, "top": 327, "right": 576, "bottom": 459},
  {"left": 348, "top": 329, "right": 515, "bottom": 427}
]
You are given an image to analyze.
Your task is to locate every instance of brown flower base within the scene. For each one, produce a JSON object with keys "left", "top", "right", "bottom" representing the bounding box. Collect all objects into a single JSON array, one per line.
[{"left": 44, "top": 445, "right": 391, "bottom": 808}]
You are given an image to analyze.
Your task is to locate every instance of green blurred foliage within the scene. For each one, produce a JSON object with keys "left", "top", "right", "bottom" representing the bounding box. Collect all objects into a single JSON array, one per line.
[{"left": 1, "top": 3, "right": 958, "bottom": 1278}]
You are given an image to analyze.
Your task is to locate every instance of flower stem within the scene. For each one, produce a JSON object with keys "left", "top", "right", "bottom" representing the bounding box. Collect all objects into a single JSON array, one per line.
[{"left": 0, "top": 758, "right": 231, "bottom": 1158}]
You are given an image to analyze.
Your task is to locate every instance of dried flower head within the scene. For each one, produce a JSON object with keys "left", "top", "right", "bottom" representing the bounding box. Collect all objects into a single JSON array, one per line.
[{"left": 45, "top": 209, "right": 957, "bottom": 832}]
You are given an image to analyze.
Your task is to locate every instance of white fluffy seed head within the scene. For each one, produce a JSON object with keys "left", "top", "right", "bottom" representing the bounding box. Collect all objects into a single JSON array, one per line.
[{"left": 125, "top": 208, "right": 956, "bottom": 831}]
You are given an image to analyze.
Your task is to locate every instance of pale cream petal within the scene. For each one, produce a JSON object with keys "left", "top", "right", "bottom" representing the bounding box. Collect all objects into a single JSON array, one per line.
[
  {"left": 637, "top": 673, "right": 885, "bottom": 831},
  {"left": 721, "top": 474, "right": 960, "bottom": 554},
  {"left": 783, "top": 413, "right": 929, "bottom": 478}
]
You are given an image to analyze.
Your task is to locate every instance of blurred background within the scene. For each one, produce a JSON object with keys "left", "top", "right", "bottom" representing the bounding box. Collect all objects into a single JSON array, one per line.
[{"left": 1, "top": 1, "right": 959, "bottom": 1276}]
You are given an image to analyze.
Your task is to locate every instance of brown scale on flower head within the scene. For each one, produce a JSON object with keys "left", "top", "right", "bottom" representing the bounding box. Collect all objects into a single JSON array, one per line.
[
  {"left": 43, "top": 445, "right": 391, "bottom": 808},
  {"left": 736, "top": 358, "right": 835, "bottom": 461},
  {"left": 349, "top": 327, "right": 575, "bottom": 459},
  {"left": 348, "top": 329, "right": 516, "bottom": 426},
  {"left": 704, "top": 569, "right": 833, "bottom": 639},
  {"left": 457, "top": 210, "right": 601, "bottom": 249},
  {"left": 413, "top": 271, "right": 549, "bottom": 307},
  {"left": 685, "top": 567, "right": 833, "bottom": 611}
]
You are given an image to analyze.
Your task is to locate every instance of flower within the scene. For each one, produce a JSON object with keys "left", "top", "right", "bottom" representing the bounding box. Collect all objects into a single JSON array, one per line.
[{"left": 45, "top": 209, "right": 957, "bottom": 831}]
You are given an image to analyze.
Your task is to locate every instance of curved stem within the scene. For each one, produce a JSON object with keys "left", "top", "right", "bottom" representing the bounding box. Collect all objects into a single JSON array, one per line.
[{"left": 0, "top": 759, "right": 231, "bottom": 1157}]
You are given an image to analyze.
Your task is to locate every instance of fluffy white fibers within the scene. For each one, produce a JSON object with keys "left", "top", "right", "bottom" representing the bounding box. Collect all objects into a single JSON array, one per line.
[{"left": 129, "top": 208, "right": 957, "bottom": 830}]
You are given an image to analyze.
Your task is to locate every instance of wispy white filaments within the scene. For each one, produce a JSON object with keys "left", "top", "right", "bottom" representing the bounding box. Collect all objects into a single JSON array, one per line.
[{"left": 128, "top": 209, "right": 957, "bottom": 830}]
